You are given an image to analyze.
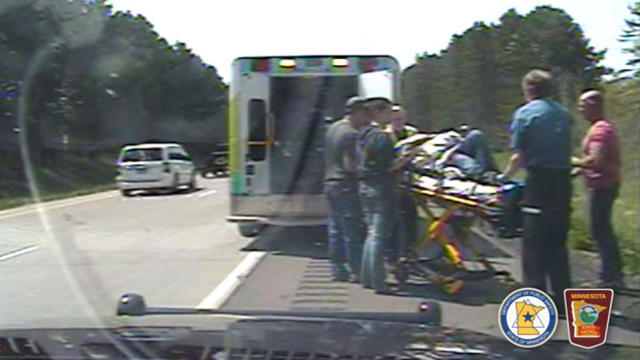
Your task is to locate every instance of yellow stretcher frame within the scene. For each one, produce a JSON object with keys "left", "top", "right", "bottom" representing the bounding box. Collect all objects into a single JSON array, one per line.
[{"left": 394, "top": 181, "right": 519, "bottom": 295}]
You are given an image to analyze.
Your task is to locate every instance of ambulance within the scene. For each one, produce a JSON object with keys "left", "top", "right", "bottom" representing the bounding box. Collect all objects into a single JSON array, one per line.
[{"left": 226, "top": 56, "right": 401, "bottom": 236}]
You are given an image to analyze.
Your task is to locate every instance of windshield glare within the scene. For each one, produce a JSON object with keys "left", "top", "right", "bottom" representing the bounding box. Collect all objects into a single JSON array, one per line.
[{"left": 0, "top": 0, "right": 638, "bottom": 359}]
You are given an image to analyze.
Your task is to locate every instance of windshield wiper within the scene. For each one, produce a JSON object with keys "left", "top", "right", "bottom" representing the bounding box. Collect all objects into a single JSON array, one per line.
[{"left": 116, "top": 293, "right": 441, "bottom": 326}]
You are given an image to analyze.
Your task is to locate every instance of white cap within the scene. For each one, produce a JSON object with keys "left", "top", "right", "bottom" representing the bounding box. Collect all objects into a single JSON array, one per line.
[{"left": 358, "top": 70, "right": 394, "bottom": 102}]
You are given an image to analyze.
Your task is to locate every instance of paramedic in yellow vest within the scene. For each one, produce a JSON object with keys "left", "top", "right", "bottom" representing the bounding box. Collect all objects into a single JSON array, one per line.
[
  {"left": 385, "top": 104, "right": 418, "bottom": 272},
  {"left": 387, "top": 105, "right": 419, "bottom": 143}
]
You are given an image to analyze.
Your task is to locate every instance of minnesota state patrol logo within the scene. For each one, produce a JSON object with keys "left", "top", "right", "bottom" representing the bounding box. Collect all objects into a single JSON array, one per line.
[
  {"left": 564, "top": 289, "right": 614, "bottom": 349},
  {"left": 498, "top": 288, "right": 558, "bottom": 348}
]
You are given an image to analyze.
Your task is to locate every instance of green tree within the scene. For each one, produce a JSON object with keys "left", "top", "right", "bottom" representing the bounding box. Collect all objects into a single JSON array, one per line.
[
  {"left": 621, "top": 1, "right": 640, "bottom": 76},
  {"left": 402, "top": 6, "right": 607, "bottom": 149},
  {"left": 0, "top": 0, "right": 228, "bottom": 165}
]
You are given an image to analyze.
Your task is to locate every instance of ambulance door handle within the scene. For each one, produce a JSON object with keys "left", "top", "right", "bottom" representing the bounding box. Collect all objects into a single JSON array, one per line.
[{"left": 267, "top": 112, "right": 275, "bottom": 144}]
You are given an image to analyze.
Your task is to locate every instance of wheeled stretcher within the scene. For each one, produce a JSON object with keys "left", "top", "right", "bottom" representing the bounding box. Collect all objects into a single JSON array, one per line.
[{"left": 392, "top": 132, "right": 523, "bottom": 294}]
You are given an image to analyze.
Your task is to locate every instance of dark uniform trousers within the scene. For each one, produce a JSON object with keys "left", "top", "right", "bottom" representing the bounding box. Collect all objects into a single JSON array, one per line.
[{"left": 521, "top": 167, "right": 572, "bottom": 305}]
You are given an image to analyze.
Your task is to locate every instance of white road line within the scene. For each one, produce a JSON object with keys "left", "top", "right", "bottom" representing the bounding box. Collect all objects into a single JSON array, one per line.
[
  {"left": 0, "top": 193, "right": 117, "bottom": 221},
  {"left": 0, "top": 245, "right": 39, "bottom": 262},
  {"left": 197, "top": 189, "right": 218, "bottom": 198},
  {"left": 196, "top": 251, "right": 267, "bottom": 310},
  {"left": 0, "top": 191, "right": 116, "bottom": 216},
  {"left": 121, "top": 193, "right": 201, "bottom": 201}
]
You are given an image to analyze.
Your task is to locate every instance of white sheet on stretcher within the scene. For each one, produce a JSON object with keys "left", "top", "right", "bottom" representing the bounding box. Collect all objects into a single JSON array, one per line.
[
  {"left": 415, "top": 175, "right": 499, "bottom": 202},
  {"left": 396, "top": 131, "right": 469, "bottom": 173},
  {"left": 396, "top": 131, "right": 462, "bottom": 157}
]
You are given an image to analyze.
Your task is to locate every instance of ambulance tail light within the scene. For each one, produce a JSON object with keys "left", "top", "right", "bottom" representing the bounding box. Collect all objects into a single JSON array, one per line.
[
  {"left": 359, "top": 58, "right": 379, "bottom": 72},
  {"left": 251, "top": 59, "right": 271, "bottom": 72},
  {"left": 279, "top": 59, "right": 297, "bottom": 68},
  {"left": 331, "top": 58, "right": 349, "bottom": 67}
]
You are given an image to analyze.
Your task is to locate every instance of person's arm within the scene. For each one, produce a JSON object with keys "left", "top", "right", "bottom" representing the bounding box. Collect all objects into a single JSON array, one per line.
[
  {"left": 500, "top": 113, "right": 526, "bottom": 179},
  {"left": 572, "top": 143, "right": 604, "bottom": 169},
  {"left": 343, "top": 152, "right": 356, "bottom": 173},
  {"left": 342, "top": 133, "right": 358, "bottom": 173},
  {"left": 502, "top": 152, "right": 524, "bottom": 178},
  {"left": 435, "top": 143, "right": 461, "bottom": 169},
  {"left": 573, "top": 124, "right": 611, "bottom": 170},
  {"left": 391, "top": 146, "right": 420, "bottom": 172},
  {"left": 373, "top": 132, "right": 402, "bottom": 173}
]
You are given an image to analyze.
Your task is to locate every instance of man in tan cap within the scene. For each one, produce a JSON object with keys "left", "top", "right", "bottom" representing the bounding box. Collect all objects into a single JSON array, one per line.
[{"left": 324, "top": 96, "right": 369, "bottom": 282}]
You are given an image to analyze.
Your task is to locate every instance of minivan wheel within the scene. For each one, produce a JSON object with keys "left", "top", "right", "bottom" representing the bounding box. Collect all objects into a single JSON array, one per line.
[
  {"left": 188, "top": 174, "right": 197, "bottom": 191},
  {"left": 238, "top": 223, "right": 264, "bottom": 238},
  {"left": 171, "top": 173, "right": 180, "bottom": 193}
]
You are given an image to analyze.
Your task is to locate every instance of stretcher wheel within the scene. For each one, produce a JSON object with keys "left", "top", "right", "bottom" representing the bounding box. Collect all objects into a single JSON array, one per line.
[
  {"left": 393, "top": 260, "right": 410, "bottom": 286},
  {"left": 504, "top": 278, "right": 521, "bottom": 289},
  {"left": 495, "top": 272, "right": 521, "bottom": 291},
  {"left": 451, "top": 269, "right": 495, "bottom": 281},
  {"left": 443, "top": 279, "right": 465, "bottom": 294}
]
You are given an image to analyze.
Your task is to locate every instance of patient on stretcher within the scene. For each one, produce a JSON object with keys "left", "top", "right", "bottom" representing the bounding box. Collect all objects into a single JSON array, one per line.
[
  {"left": 394, "top": 129, "right": 523, "bottom": 238},
  {"left": 395, "top": 129, "right": 499, "bottom": 184}
]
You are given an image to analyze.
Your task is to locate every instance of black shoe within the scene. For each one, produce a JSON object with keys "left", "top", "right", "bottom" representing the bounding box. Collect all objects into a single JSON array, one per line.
[
  {"left": 558, "top": 310, "right": 567, "bottom": 320},
  {"left": 552, "top": 295, "right": 566, "bottom": 319},
  {"left": 332, "top": 272, "right": 349, "bottom": 282},
  {"left": 597, "top": 279, "right": 626, "bottom": 292},
  {"left": 578, "top": 280, "right": 597, "bottom": 288},
  {"left": 375, "top": 286, "right": 394, "bottom": 295},
  {"left": 332, "top": 267, "right": 350, "bottom": 282}
]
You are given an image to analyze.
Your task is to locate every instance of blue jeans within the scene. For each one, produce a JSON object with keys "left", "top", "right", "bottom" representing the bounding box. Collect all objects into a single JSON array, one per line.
[
  {"left": 588, "top": 184, "right": 623, "bottom": 284},
  {"left": 359, "top": 181, "right": 395, "bottom": 291},
  {"left": 389, "top": 190, "right": 416, "bottom": 264},
  {"left": 458, "top": 129, "right": 498, "bottom": 174},
  {"left": 325, "top": 181, "right": 366, "bottom": 280}
]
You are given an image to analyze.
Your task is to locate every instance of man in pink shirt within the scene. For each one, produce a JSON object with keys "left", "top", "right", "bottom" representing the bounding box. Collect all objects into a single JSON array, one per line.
[{"left": 572, "top": 90, "right": 625, "bottom": 289}]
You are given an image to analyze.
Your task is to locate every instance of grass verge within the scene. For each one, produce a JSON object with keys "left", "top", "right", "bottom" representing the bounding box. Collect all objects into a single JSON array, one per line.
[
  {"left": 0, "top": 184, "right": 117, "bottom": 211},
  {"left": 494, "top": 152, "right": 640, "bottom": 276},
  {"left": 0, "top": 151, "right": 119, "bottom": 211}
]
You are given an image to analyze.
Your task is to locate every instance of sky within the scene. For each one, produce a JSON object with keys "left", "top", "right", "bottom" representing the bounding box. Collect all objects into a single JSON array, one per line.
[{"left": 105, "top": 0, "right": 635, "bottom": 82}]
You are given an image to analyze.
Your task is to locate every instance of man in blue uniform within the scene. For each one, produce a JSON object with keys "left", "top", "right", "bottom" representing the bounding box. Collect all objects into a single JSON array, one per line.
[{"left": 502, "top": 69, "right": 573, "bottom": 308}]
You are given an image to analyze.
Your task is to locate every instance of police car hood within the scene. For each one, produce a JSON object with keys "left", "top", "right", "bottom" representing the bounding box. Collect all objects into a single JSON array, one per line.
[{"left": 0, "top": 318, "right": 627, "bottom": 359}]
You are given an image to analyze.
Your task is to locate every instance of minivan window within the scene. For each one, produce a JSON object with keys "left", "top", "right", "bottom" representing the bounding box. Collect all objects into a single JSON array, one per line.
[
  {"left": 121, "top": 148, "right": 164, "bottom": 162},
  {"left": 168, "top": 148, "right": 190, "bottom": 161}
]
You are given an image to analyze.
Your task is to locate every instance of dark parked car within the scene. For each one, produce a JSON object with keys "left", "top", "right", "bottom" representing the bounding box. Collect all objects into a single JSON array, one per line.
[{"left": 200, "top": 143, "right": 228, "bottom": 178}]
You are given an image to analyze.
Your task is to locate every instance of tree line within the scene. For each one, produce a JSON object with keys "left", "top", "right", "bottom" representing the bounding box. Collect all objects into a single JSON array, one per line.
[
  {"left": 401, "top": 6, "right": 616, "bottom": 150},
  {"left": 2, "top": 2, "right": 636, "bottom": 159},
  {"left": 1, "top": 1, "right": 637, "bottom": 198},
  {"left": 0, "top": 0, "right": 228, "bottom": 166}
]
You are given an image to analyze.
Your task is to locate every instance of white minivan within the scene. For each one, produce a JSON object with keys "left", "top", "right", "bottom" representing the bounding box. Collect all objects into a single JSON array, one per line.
[{"left": 116, "top": 143, "right": 196, "bottom": 196}]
